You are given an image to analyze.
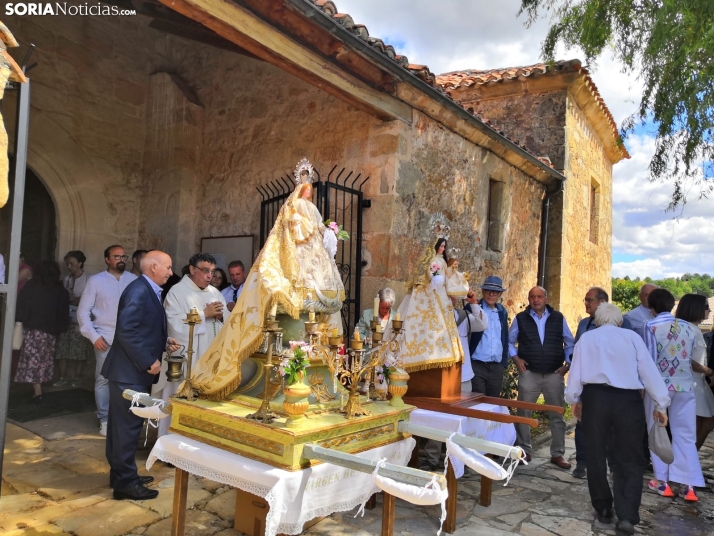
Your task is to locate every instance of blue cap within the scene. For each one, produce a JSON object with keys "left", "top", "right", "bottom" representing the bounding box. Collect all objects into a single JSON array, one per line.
[{"left": 480, "top": 276, "right": 506, "bottom": 292}]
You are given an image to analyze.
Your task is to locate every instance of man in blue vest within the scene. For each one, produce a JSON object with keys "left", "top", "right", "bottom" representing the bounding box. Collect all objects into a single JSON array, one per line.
[
  {"left": 465, "top": 275, "right": 509, "bottom": 397},
  {"left": 572, "top": 286, "right": 632, "bottom": 479},
  {"left": 509, "top": 286, "right": 574, "bottom": 468}
]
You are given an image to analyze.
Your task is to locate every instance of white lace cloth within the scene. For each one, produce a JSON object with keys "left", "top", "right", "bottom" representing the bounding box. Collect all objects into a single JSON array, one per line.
[
  {"left": 147, "top": 435, "right": 416, "bottom": 536},
  {"left": 410, "top": 403, "right": 516, "bottom": 478}
]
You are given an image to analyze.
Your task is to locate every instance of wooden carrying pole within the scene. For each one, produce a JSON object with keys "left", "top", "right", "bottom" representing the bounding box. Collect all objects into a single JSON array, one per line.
[
  {"left": 397, "top": 422, "right": 524, "bottom": 460},
  {"left": 303, "top": 444, "right": 446, "bottom": 490}
]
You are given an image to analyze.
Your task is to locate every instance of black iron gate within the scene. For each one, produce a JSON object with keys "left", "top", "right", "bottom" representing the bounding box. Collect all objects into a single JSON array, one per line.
[{"left": 257, "top": 166, "right": 369, "bottom": 333}]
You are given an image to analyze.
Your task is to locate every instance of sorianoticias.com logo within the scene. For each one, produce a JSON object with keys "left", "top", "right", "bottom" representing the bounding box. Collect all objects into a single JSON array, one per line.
[{"left": 4, "top": 3, "right": 137, "bottom": 16}]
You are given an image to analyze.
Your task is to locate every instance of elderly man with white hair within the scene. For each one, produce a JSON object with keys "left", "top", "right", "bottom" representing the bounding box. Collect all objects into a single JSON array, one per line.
[
  {"left": 356, "top": 287, "right": 397, "bottom": 341},
  {"left": 566, "top": 303, "right": 670, "bottom": 535}
]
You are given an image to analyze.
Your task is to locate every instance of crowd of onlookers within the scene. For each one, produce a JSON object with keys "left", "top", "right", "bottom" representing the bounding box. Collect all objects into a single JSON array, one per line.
[
  {"left": 10, "top": 246, "right": 247, "bottom": 438},
  {"left": 9, "top": 243, "right": 714, "bottom": 531}
]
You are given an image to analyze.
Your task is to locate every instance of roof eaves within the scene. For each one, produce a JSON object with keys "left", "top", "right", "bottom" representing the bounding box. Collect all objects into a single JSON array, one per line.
[{"left": 286, "top": 0, "right": 565, "bottom": 183}]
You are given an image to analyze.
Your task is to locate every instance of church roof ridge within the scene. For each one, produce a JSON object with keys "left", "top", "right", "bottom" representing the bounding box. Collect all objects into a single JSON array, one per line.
[{"left": 436, "top": 59, "right": 629, "bottom": 160}]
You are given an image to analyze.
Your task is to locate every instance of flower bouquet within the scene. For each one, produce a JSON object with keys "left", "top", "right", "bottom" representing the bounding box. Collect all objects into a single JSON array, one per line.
[
  {"left": 325, "top": 219, "right": 350, "bottom": 241},
  {"left": 279, "top": 341, "right": 312, "bottom": 426},
  {"left": 278, "top": 341, "right": 311, "bottom": 385},
  {"left": 431, "top": 261, "right": 442, "bottom": 277}
]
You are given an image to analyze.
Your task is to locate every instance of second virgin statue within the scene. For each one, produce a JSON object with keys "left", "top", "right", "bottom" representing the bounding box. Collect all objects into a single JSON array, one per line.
[
  {"left": 396, "top": 213, "right": 464, "bottom": 371},
  {"left": 184, "top": 159, "right": 345, "bottom": 399}
]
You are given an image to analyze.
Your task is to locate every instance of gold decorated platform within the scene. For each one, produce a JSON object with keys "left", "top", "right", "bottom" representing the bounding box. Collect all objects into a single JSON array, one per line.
[{"left": 168, "top": 397, "right": 414, "bottom": 471}]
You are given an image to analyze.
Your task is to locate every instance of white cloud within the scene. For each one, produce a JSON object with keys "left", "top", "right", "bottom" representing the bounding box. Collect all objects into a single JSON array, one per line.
[{"left": 335, "top": 0, "right": 713, "bottom": 278}]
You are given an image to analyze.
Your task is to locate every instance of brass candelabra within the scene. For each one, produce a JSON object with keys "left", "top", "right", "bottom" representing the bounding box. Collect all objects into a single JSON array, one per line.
[
  {"left": 246, "top": 315, "right": 282, "bottom": 424},
  {"left": 310, "top": 318, "right": 405, "bottom": 419},
  {"left": 173, "top": 307, "right": 203, "bottom": 401}
]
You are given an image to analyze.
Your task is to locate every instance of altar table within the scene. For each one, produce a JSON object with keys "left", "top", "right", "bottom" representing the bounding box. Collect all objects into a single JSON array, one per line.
[{"left": 147, "top": 434, "right": 416, "bottom": 536}]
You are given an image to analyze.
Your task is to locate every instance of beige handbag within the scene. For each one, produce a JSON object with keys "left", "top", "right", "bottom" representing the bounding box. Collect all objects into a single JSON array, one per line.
[{"left": 12, "top": 321, "right": 23, "bottom": 350}]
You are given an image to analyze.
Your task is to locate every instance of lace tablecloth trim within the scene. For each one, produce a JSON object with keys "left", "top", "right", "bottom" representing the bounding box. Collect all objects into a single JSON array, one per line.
[
  {"left": 147, "top": 447, "right": 282, "bottom": 536},
  {"left": 276, "top": 489, "right": 377, "bottom": 535}
]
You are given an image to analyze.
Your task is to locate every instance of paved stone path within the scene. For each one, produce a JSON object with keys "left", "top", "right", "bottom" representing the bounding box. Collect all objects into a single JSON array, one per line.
[{"left": 1, "top": 412, "right": 713, "bottom": 535}]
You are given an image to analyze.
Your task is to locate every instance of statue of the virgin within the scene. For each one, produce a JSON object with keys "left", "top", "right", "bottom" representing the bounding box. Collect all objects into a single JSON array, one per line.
[
  {"left": 395, "top": 213, "right": 464, "bottom": 371},
  {"left": 186, "top": 159, "right": 345, "bottom": 399}
]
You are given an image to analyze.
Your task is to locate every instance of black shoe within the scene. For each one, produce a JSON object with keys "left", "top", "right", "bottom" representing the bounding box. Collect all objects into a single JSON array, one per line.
[
  {"left": 596, "top": 509, "right": 613, "bottom": 524},
  {"left": 29, "top": 395, "right": 42, "bottom": 405},
  {"left": 573, "top": 465, "right": 587, "bottom": 479},
  {"left": 615, "top": 520, "right": 635, "bottom": 535},
  {"left": 113, "top": 484, "right": 159, "bottom": 501},
  {"left": 139, "top": 476, "right": 154, "bottom": 485}
]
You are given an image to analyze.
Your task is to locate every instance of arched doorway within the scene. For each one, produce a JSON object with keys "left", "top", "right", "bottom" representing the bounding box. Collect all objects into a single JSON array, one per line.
[{"left": 0, "top": 163, "right": 57, "bottom": 269}]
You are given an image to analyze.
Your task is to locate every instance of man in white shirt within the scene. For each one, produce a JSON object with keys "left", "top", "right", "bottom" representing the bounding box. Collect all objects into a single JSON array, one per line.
[
  {"left": 153, "top": 253, "right": 227, "bottom": 437},
  {"left": 221, "top": 260, "right": 246, "bottom": 313},
  {"left": 565, "top": 303, "right": 669, "bottom": 535},
  {"left": 623, "top": 283, "right": 658, "bottom": 340},
  {"left": 78, "top": 245, "right": 137, "bottom": 436}
]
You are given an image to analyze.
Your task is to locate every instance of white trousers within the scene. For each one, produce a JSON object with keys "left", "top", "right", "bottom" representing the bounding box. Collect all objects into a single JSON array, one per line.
[{"left": 646, "top": 390, "right": 704, "bottom": 486}]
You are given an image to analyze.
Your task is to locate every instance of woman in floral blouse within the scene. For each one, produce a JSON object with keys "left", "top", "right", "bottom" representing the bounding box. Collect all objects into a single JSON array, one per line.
[{"left": 643, "top": 289, "right": 704, "bottom": 502}]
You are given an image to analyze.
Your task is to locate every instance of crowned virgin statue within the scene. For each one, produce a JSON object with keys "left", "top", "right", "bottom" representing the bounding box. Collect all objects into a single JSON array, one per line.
[
  {"left": 395, "top": 213, "right": 464, "bottom": 371},
  {"left": 185, "top": 159, "right": 345, "bottom": 399}
]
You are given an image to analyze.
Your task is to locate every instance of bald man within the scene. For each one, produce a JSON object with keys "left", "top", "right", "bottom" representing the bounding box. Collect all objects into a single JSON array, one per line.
[
  {"left": 623, "top": 284, "right": 658, "bottom": 341},
  {"left": 509, "top": 286, "right": 575, "bottom": 469},
  {"left": 102, "top": 250, "right": 180, "bottom": 501}
]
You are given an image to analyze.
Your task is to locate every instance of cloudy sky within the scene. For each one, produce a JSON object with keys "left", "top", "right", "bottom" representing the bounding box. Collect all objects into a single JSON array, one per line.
[{"left": 336, "top": 0, "right": 712, "bottom": 280}]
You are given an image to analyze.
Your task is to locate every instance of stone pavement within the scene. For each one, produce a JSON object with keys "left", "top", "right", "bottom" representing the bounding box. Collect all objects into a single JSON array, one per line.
[{"left": 1, "top": 411, "right": 713, "bottom": 536}]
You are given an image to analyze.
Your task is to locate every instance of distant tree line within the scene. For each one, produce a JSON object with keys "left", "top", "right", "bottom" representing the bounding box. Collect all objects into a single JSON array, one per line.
[{"left": 612, "top": 274, "right": 714, "bottom": 313}]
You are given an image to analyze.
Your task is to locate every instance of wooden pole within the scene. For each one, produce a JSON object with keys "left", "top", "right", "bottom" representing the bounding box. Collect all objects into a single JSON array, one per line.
[
  {"left": 171, "top": 468, "right": 190, "bottom": 536},
  {"left": 381, "top": 492, "right": 395, "bottom": 536},
  {"left": 444, "top": 463, "right": 458, "bottom": 534}
]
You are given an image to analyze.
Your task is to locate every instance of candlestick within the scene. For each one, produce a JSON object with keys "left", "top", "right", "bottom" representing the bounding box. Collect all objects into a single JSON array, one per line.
[
  {"left": 373, "top": 296, "right": 380, "bottom": 318},
  {"left": 376, "top": 324, "right": 382, "bottom": 333}
]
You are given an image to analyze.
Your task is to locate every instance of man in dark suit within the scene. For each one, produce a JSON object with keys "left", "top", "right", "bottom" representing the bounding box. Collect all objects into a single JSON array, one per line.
[{"left": 102, "top": 250, "right": 179, "bottom": 501}]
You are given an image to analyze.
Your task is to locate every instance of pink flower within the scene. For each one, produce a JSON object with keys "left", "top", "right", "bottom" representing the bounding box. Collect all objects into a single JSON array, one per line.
[{"left": 329, "top": 221, "right": 339, "bottom": 233}]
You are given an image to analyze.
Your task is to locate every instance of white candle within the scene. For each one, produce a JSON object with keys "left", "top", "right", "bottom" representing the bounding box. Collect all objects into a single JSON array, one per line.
[
  {"left": 395, "top": 312, "right": 401, "bottom": 321},
  {"left": 374, "top": 296, "right": 380, "bottom": 318},
  {"left": 269, "top": 303, "right": 277, "bottom": 317},
  {"left": 308, "top": 309, "right": 315, "bottom": 322}
]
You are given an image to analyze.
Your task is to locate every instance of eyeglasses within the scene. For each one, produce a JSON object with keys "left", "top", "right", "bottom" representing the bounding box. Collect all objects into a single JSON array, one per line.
[
  {"left": 111, "top": 255, "right": 129, "bottom": 261},
  {"left": 194, "top": 266, "right": 216, "bottom": 275}
]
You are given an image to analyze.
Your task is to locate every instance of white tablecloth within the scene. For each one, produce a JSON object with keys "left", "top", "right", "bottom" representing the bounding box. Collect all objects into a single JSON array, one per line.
[
  {"left": 147, "top": 434, "right": 416, "bottom": 536},
  {"left": 410, "top": 403, "right": 516, "bottom": 478}
]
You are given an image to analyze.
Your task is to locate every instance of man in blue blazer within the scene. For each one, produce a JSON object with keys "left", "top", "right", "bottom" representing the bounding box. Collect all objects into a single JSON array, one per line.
[{"left": 102, "top": 250, "right": 179, "bottom": 501}]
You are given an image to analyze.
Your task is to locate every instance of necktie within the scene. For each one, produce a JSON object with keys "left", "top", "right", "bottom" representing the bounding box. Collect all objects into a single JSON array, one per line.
[{"left": 233, "top": 288, "right": 238, "bottom": 302}]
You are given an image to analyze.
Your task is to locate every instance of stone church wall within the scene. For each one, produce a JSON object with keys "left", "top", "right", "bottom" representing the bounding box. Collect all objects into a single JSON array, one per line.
[
  {"left": 557, "top": 94, "right": 613, "bottom": 325},
  {"left": 3, "top": 14, "right": 547, "bottom": 321}
]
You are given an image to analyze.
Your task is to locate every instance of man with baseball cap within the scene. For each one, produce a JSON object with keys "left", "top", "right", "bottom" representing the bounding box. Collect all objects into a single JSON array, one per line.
[{"left": 465, "top": 275, "right": 509, "bottom": 397}]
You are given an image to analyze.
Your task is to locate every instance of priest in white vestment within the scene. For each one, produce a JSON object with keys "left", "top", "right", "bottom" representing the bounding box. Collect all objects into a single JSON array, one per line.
[{"left": 153, "top": 253, "right": 227, "bottom": 437}]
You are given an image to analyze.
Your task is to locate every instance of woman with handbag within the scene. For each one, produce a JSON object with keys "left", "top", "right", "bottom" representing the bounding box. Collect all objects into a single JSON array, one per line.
[
  {"left": 14, "top": 260, "right": 70, "bottom": 403},
  {"left": 644, "top": 290, "right": 706, "bottom": 502},
  {"left": 565, "top": 303, "right": 669, "bottom": 536}
]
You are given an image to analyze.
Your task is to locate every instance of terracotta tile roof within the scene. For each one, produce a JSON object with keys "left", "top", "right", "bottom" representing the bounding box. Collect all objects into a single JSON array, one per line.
[
  {"left": 313, "top": 1, "right": 435, "bottom": 85},
  {"left": 437, "top": 60, "right": 629, "bottom": 159},
  {"left": 307, "top": 1, "right": 556, "bottom": 169}
]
